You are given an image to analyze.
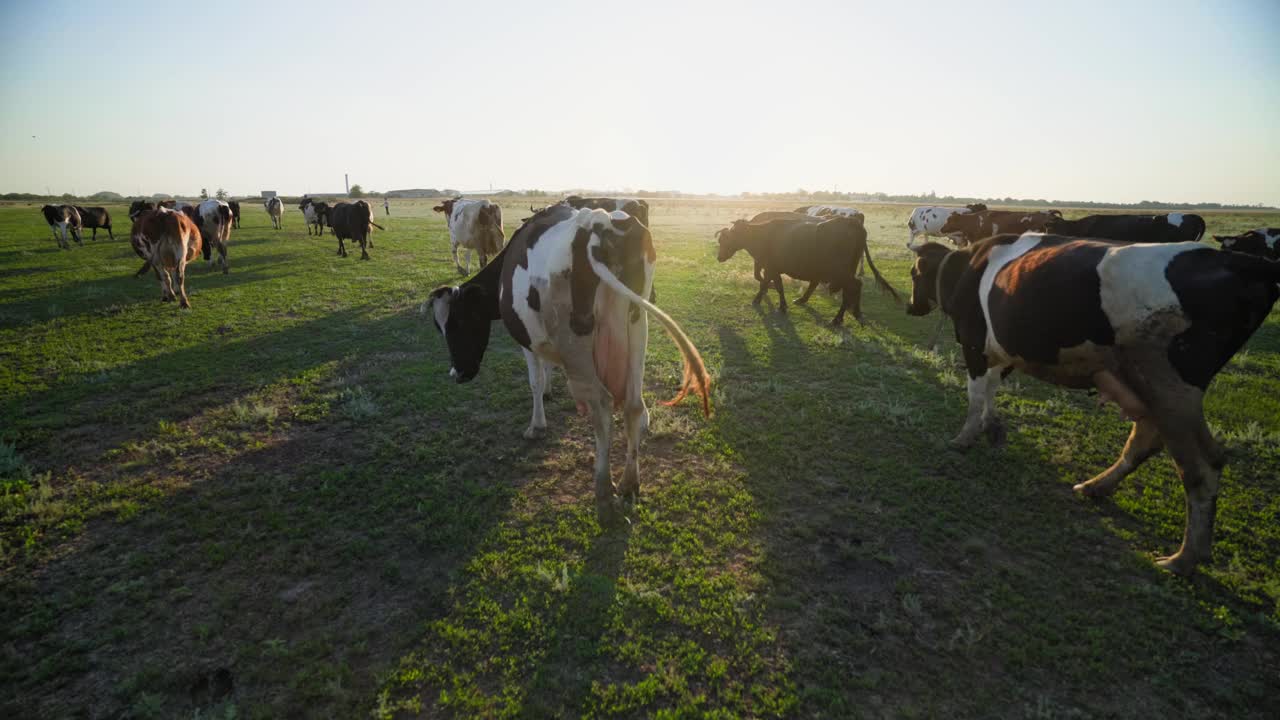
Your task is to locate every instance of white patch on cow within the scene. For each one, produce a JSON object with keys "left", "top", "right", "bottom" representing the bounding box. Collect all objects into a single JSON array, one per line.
[
  {"left": 1167, "top": 213, "right": 1183, "bottom": 228},
  {"left": 432, "top": 288, "right": 456, "bottom": 336},
  {"left": 1097, "top": 242, "right": 1200, "bottom": 344},
  {"left": 1263, "top": 229, "right": 1280, "bottom": 250},
  {"left": 978, "top": 234, "right": 1044, "bottom": 362}
]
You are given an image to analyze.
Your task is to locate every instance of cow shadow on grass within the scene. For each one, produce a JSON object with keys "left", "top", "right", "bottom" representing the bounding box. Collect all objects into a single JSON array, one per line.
[
  {"left": 711, "top": 322, "right": 1280, "bottom": 718},
  {"left": 2, "top": 307, "right": 588, "bottom": 719}
]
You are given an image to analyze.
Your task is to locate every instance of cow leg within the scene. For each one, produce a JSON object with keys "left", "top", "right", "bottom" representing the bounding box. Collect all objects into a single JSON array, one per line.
[
  {"left": 91, "top": 228, "right": 97, "bottom": 242},
  {"left": 1074, "top": 420, "right": 1163, "bottom": 497},
  {"left": 452, "top": 243, "right": 465, "bottom": 275},
  {"left": 175, "top": 263, "right": 190, "bottom": 309},
  {"left": 220, "top": 244, "right": 229, "bottom": 274},
  {"left": 134, "top": 260, "right": 152, "bottom": 278},
  {"left": 107, "top": 227, "right": 114, "bottom": 240},
  {"left": 618, "top": 313, "right": 651, "bottom": 505},
  {"left": 927, "top": 314, "right": 949, "bottom": 350},
  {"left": 159, "top": 268, "right": 175, "bottom": 302},
  {"left": 772, "top": 271, "right": 787, "bottom": 314},
  {"left": 833, "top": 277, "right": 864, "bottom": 327},
  {"left": 464, "top": 248, "right": 473, "bottom": 275},
  {"left": 569, "top": 375, "right": 620, "bottom": 524},
  {"left": 795, "top": 281, "right": 818, "bottom": 305},
  {"left": 337, "top": 238, "right": 346, "bottom": 257},
  {"left": 360, "top": 238, "right": 370, "bottom": 260},
  {"left": 951, "top": 356, "right": 1005, "bottom": 449},
  {"left": 751, "top": 272, "right": 771, "bottom": 306},
  {"left": 753, "top": 259, "right": 763, "bottom": 283},
  {"left": 522, "top": 350, "right": 548, "bottom": 439}
]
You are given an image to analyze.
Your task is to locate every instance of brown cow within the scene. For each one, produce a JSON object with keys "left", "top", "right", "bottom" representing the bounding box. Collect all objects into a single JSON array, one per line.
[
  {"left": 131, "top": 208, "right": 203, "bottom": 308},
  {"left": 940, "top": 210, "right": 1062, "bottom": 245}
]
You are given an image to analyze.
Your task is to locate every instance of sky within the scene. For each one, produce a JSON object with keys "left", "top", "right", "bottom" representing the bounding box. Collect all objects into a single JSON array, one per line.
[{"left": 1, "top": 0, "right": 1277, "bottom": 205}]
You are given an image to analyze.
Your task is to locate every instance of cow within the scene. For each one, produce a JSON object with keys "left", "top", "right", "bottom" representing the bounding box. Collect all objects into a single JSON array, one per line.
[
  {"left": 128, "top": 200, "right": 156, "bottom": 220},
  {"left": 130, "top": 208, "right": 203, "bottom": 308},
  {"left": 740, "top": 211, "right": 824, "bottom": 283},
  {"left": 1048, "top": 213, "right": 1207, "bottom": 244},
  {"left": 228, "top": 200, "right": 241, "bottom": 229},
  {"left": 905, "top": 232, "right": 1280, "bottom": 575},
  {"left": 329, "top": 200, "right": 383, "bottom": 259},
  {"left": 426, "top": 205, "right": 711, "bottom": 524},
  {"left": 564, "top": 196, "right": 651, "bottom": 227},
  {"left": 795, "top": 204, "right": 864, "bottom": 220},
  {"left": 196, "top": 199, "right": 233, "bottom": 273},
  {"left": 1213, "top": 228, "right": 1280, "bottom": 261},
  {"left": 41, "top": 205, "right": 83, "bottom": 249},
  {"left": 715, "top": 215, "right": 899, "bottom": 326},
  {"left": 939, "top": 209, "right": 1062, "bottom": 246},
  {"left": 265, "top": 196, "right": 284, "bottom": 230},
  {"left": 433, "top": 198, "right": 504, "bottom": 274},
  {"left": 907, "top": 204, "right": 987, "bottom": 247},
  {"left": 299, "top": 198, "right": 331, "bottom": 236},
  {"left": 73, "top": 206, "right": 114, "bottom": 241}
]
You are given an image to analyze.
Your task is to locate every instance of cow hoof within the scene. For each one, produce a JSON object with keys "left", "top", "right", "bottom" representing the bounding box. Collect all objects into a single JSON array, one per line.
[
  {"left": 795, "top": 298, "right": 808, "bottom": 306},
  {"left": 618, "top": 484, "right": 640, "bottom": 506},
  {"left": 523, "top": 425, "right": 545, "bottom": 440},
  {"left": 361, "top": 254, "right": 370, "bottom": 261},
  {"left": 1072, "top": 477, "right": 1118, "bottom": 498},
  {"left": 947, "top": 436, "right": 976, "bottom": 451},
  {"left": 1155, "top": 553, "right": 1198, "bottom": 576},
  {"left": 778, "top": 306, "right": 787, "bottom": 315},
  {"left": 596, "top": 498, "right": 629, "bottom": 528},
  {"left": 985, "top": 421, "right": 1007, "bottom": 448}
]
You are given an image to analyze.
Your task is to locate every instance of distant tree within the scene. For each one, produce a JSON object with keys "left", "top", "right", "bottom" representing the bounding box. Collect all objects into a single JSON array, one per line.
[
  {"left": 61, "top": 193, "right": 77, "bottom": 201},
  {"left": 215, "top": 188, "right": 228, "bottom": 200},
  {"left": 200, "top": 188, "right": 209, "bottom": 200},
  {"left": 349, "top": 184, "right": 364, "bottom": 198}
]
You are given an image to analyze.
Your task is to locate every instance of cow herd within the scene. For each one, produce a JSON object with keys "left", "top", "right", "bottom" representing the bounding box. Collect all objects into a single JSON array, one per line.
[{"left": 28, "top": 195, "right": 1280, "bottom": 574}]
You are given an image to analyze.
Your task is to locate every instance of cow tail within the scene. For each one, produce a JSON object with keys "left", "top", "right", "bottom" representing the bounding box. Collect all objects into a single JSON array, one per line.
[
  {"left": 587, "top": 255, "right": 712, "bottom": 417},
  {"left": 369, "top": 221, "right": 385, "bottom": 231},
  {"left": 861, "top": 245, "right": 902, "bottom": 304}
]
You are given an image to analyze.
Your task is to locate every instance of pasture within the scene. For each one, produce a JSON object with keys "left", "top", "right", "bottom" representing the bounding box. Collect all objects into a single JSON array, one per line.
[{"left": 2, "top": 199, "right": 1278, "bottom": 718}]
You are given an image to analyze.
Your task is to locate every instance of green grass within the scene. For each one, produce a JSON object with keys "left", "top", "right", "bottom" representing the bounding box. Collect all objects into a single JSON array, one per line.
[{"left": 1, "top": 199, "right": 1278, "bottom": 718}]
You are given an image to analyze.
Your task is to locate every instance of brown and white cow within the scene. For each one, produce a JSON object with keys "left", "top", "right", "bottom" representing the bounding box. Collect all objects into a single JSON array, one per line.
[
  {"left": 906, "top": 232, "right": 1280, "bottom": 575},
  {"left": 939, "top": 209, "right": 1061, "bottom": 246},
  {"left": 1213, "top": 228, "right": 1280, "bottom": 260},
  {"left": 427, "top": 205, "right": 711, "bottom": 524},
  {"left": 41, "top": 205, "right": 82, "bottom": 249},
  {"left": 433, "top": 198, "right": 504, "bottom": 274},
  {"left": 131, "top": 208, "right": 203, "bottom": 308}
]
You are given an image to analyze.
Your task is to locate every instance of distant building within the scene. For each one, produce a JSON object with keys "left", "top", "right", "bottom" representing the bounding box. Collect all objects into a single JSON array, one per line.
[{"left": 260, "top": 190, "right": 277, "bottom": 199}]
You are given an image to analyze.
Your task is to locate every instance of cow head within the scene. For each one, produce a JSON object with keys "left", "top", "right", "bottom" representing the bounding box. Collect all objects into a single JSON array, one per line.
[
  {"left": 1213, "top": 230, "right": 1273, "bottom": 258},
  {"left": 427, "top": 284, "right": 493, "bottom": 383},
  {"left": 907, "top": 243, "right": 953, "bottom": 316},
  {"left": 939, "top": 212, "right": 982, "bottom": 241},
  {"left": 433, "top": 198, "right": 460, "bottom": 217},
  {"left": 965, "top": 203, "right": 987, "bottom": 213},
  {"left": 714, "top": 221, "right": 750, "bottom": 262}
]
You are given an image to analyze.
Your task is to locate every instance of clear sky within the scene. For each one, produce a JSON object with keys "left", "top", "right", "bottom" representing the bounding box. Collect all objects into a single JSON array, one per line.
[{"left": 1, "top": 0, "right": 1277, "bottom": 204}]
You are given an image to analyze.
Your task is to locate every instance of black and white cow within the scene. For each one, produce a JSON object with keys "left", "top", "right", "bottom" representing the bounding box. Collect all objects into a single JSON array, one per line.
[
  {"left": 1213, "top": 228, "right": 1280, "bottom": 261},
  {"left": 41, "top": 205, "right": 82, "bottom": 249},
  {"left": 906, "top": 233, "right": 1280, "bottom": 575},
  {"left": 564, "top": 196, "right": 651, "bottom": 227},
  {"left": 299, "top": 198, "right": 331, "bottom": 236},
  {"left": 433, "top": 198, "right": 504, "bottom": 274},
  {"left": 795, "top": 204, "right": 864, "bottom": 220},
  {"left": 427, "top": 205, "right": 711, "bottom": 523},
  {"left": 197, "top": 199, "right": 233, "bottom": 273},
  {"left": 74, "top": 206, "right": 114, "bottom": 241},
  {"left": 907, "top": 204, "right": 987, "bottom": 247},
  {"left": 1048, "top": 213, "right": 1206, "bottom": 244},
  {"left": 265, "top": 197, "right": 284, "bottom": 230}
]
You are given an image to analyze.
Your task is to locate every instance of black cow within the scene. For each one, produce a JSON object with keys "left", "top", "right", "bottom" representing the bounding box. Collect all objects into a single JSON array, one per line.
[
  {"left": 1048, "top": 213, "right": 1206, "bottom": 244},
  {"left": 73, "top": 206, "right": 113, "bottom": 241},
  {"left": 715, "top": 215, "right": 899, "bottom": 326},
  {"left": 128, "top": 200, "right": 156, "bottom": 220},
  {"left": 564, "top": 196, "right": 651, "bottom": 227},
  {"left": 906, "top": 233, "right": 1280, "bottom": 575},
  {"left": 228, "top": 200, "right": 241, "bottom": 229},
  {"left": 329, "top": 200, "right": 384, "bottom": 259},
  {"left": 41, "top": 205, "right": 82, "bottom": 249},
  {"left": 1213, "top": 228, "right": 1279, "bottom": 261}
]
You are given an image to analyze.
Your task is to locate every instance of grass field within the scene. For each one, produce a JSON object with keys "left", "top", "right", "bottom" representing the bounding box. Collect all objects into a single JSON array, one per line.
[{"left": 1, "top": 198, "right": 1278, "bottom": 719}]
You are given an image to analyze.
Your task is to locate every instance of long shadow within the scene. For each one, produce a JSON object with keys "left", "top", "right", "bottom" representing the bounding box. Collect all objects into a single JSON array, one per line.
[
  {"left": 712, "top": 319, "right": 1280, "bottom": 717},
  {"left": 3, "top": 306, "right": 582, "bottom": 718}
]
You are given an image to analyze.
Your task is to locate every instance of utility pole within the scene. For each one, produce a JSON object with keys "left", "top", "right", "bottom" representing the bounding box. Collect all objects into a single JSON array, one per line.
[{"left": 345, "top": 173, "right": 349, "bottom": 195}]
